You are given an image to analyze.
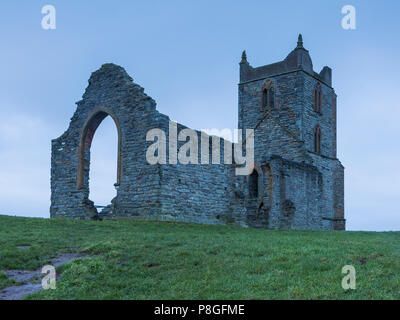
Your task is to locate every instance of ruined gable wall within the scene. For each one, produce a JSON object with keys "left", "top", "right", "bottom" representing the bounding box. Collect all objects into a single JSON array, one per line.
[{"left": 51, "top": 64, "right": 166, "bottom": 219}]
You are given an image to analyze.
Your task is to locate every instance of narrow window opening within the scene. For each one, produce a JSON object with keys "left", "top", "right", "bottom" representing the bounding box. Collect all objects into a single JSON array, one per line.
[
  {"left": 269, "top": 87, "right": 274, "bottom": 108},
  {"left": 249, "top": 170, "right": 259, "bottom": 198},
  {"left": 263, "top": 88, "right": 269, "bottom": 109},
  {"left": 261, "top": 81, "right": 275, "bottom": 110},
  {"left": 314, "top": 89, "right": 318, "bottom": 111},
  {"left": 318, "top": 89, "right": 322, "bottom": 113},
  {"left": 314, "top": 125, "right": 321, "bottom": 155},
  {"left": 314, "top": 83, "right": 322, "bottom": 114}
]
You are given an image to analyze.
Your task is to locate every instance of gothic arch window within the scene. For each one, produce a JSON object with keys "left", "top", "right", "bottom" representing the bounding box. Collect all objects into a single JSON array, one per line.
[
  {"left": 249, "top": 169, "right": 259, "bottom": 198},
  {"left": 314, "top": 83, "right": 322, "bottom": 114},
  {"left": 262, "top": 80, "right": 275, "bottom": 109},
  {"left": 77, "top": 110, "right": 122, "bottom": 189},
  {"left": 314, "top": 125, "right": 322, "bottom": 155}
]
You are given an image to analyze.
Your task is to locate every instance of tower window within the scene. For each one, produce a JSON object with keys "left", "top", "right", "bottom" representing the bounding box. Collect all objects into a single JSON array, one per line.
[
  {"left": 314, "top": 83, "right": 322, "bottom": 113},
  {"left": 269, "top": 87, "right": 274, "bottom": 108},
  {"left": 249, "top": 169, "right": 259, "bottom": 198},
  {"left": 263, "top": 89, "right": 269, "bottom": 109},
  {"left": 314, "top": 125, "right": 322, "bottom": 155},
  {"left": 262, "top": 80, "right": 275, "bottom": 109}
]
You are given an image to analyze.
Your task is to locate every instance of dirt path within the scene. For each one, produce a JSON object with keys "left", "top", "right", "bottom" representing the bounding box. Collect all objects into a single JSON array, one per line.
[{"left": 0, "top": 253, "right": 84, "bottom": 300}]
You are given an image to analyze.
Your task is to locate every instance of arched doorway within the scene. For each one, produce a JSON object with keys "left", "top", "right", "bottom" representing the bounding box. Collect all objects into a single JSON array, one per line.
[
  {"left": 77, "top": 110, "right": 122, "bottom": 214},
  {"left": 90, "top": 116, "right": 118, "bottom": 206}
]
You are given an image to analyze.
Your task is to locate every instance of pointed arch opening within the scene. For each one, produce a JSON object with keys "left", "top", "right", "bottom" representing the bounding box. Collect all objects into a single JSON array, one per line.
[
  {"left": 314, "top": 82, "right": 322, "bottom": 113},
  {"left": 314, "top": 124, "right": 322, "bottom": 155},
  {"left": 77, "top": 110, "right": 122, "bottom": 191},
  {"left": 262, "top": 80, "right": 275, "bottom": 109}
]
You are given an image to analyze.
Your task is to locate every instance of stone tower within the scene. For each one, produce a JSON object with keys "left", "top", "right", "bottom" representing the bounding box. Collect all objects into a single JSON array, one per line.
[{"left": 237, "top": 34, "right": 345, "bottom": 230}]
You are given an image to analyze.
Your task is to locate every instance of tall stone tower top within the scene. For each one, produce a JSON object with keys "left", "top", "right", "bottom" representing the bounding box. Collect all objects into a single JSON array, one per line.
[{"left": 239, "top": 34, "right": 332, "bottom": 87}]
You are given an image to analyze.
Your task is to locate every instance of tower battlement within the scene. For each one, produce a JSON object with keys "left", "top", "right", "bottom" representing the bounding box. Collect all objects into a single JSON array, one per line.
[{"left": 240, "top": 35, "right": 332, "bottom": 86}]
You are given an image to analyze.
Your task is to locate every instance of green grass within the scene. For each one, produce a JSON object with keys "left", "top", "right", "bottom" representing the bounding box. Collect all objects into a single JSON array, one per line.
[{"left": 0, "top": 214, "right": 399, "bottom": 299}]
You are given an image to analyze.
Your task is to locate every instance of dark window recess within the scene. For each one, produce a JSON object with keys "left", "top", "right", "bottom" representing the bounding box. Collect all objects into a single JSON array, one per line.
[
  {"left": 249, "top": 170, "right": 258, "bottom": 198},
  {"left": 262, "top": 82, "right": 275, "bottom": 109},
  {"left": 314, "top": 125, "right": 321, "bottom": 154},
  {"left": 269, "top": 87, "right": 274, "bottom": 107},
  {"left": 314, "top": 83, "right": 322, "bottom": 113},
  {"left": 263, "top": 89, "right": 269, "bottom": 109}
]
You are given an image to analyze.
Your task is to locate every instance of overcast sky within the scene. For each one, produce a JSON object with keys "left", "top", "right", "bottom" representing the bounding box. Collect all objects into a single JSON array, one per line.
[{"left": 0, "top": 0, "right": 399, "bottom": 231}]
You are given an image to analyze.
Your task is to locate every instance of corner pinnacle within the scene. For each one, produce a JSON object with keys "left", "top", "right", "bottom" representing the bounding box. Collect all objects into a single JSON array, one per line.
[
  {"left": 297, "top": 34, "right": 303, "bottom": 49},
  {"left": 241, "top": 50, "right": 247, "bottom": 63}
]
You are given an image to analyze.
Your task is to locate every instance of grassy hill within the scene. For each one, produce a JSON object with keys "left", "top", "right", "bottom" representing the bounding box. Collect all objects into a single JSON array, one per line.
[{"left": 0, "top": 214, "right": 399, "bottom": 299}]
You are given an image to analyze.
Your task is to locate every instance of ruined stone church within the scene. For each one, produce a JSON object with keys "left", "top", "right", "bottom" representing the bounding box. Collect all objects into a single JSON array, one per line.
[{"left": 51, "top": 35, "right": 345, "bottom": 230}]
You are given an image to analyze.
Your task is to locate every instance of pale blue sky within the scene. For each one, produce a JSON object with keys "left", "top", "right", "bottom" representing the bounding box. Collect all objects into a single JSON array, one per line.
[{"left": 0, "top": 1, "right": 399, "bottom": 230}]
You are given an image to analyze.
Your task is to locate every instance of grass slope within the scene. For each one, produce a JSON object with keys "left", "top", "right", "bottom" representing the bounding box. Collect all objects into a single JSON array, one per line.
[{"left": 0, "top": 215, "right": 399, "bottom": 299}]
